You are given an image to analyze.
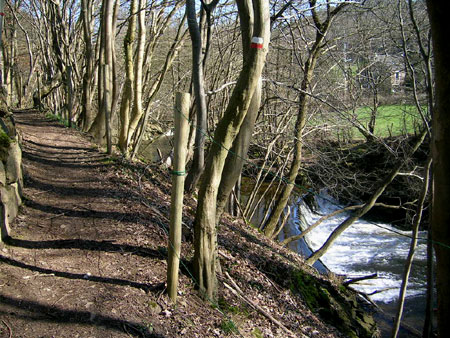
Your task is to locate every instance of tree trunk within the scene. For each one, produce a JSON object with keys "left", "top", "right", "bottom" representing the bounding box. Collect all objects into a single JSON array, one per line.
[
  {"left": 193, "top": 0, "right": 270, "bottom": 301},
  {"left": 0, "top": 0, "right": 5, "bottom": 49},
  {"left": 118, "top": 0, "right": 137, "bottom": 154},
  {"left": 167, "top": 92, "right": 190, "bottom": 303},
  {"left": 89, "top": 0, "right": 107, "bottom": 143},
  {"left": 391, "top": 156, "right": 431, "bottom": 338},
  {"left": 215, "top": 0, "right": 262, "bottom": 221},
  {"left": 89, "top": 0, "right": 117, "bottom": 146},
  {"left": 104, "top": 63, "right": 112, "bottom": 154},
  {"left": 127, "top": 0, "right": 146, "bottom": 147},
  {"left": 103, "top": 0, "right": 114, "bottom": 152},
  {"left": 216, "top": 79, "right": 261, "bottom": 222},
  {"left": 66, "top": 66, "right": 73, "bottom": 128},
  {"left": 426, "top": 2, "right": 450, "bottom": 336},
  {"left": 184, "top": 0, "right": 208, "bottom": 192},
  {"left": 80, "top": 0, "right": 95, "bottom": 131}
]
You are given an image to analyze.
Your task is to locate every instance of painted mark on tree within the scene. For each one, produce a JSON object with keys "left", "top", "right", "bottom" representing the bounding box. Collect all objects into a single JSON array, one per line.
[{"left": 250, "top": 37, "right": 264, "bottom": 49}]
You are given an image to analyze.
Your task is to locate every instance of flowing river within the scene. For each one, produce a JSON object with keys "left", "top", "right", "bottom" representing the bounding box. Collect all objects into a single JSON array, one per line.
[{"left": 247, "top": 188, "right": 429, "bottom": 336}]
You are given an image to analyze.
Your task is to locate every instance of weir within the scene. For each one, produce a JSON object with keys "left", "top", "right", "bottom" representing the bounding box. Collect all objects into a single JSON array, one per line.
[{"left": 243, "top": 183, "right": 429, "bottom": 336}]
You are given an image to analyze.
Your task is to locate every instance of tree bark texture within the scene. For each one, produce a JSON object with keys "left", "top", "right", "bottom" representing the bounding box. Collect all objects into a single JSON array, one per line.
[
  {"left": 193, "top": 0, "right": 270, "bottom": 301},
  {"left": 0, "top": 0, "right": 5, "bottom": 48},
  {"left": 426, "top": 2, "right": 450, "bottom": 336},
  {"left": 215, "top": 0, "right": 263, "bottom": 221},
  {"left": 127, "top": 0, "right": 147, "bottom": 147},
  {"left": 81, "top": 0, "right": 95, "bottom": 131},
  {"left": 184, "top": 0, "right": 208, "bottom": 192},
  {"left": 118, "top": 0, "right": 137, "bottom": 154}
]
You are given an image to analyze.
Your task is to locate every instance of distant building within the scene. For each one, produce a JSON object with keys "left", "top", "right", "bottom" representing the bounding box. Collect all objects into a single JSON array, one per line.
[{"left": 373, "top": 54, "right": 406, "bottom": 90}]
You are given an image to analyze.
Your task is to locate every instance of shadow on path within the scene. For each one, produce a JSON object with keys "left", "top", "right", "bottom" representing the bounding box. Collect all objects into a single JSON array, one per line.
[
  {"left": 0, "top": 254, "right": 165, "bottom": 293},
  {"left": 0, "top": 294, "right": 164, "bottom": 338},
  {"left": 4, "top": 237, "right": 165, "bottom": 260},
  {"left": 24, "top": 198, "right": 145, "bottom": 223},
  {"left": 24, "top": 138, "right": 97, "bottom": 152},
  {"left": 23, "top": 151, "right": 107, "bottom": 170}
]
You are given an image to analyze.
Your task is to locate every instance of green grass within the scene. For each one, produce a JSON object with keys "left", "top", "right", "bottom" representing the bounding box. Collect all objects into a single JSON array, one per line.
[
  {"left": 351, "top": 104, "right": 424, "bottom": 138},
  {"left": 311, "top": 104, "right": 426, "bottom": 142},
  {"left": 45, "top": 112, "right": 70, "bottom": 127},
  {"left": 220, "top": 319, "right": 239, "bottom": 335}
]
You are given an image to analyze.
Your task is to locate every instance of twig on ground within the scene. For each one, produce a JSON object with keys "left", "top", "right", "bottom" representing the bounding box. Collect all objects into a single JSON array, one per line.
[
  {"left": 46, "top": 213, "right": 65, "bottom": 220},
  {"left": 33, "top": 189, "right": 52, "bottom": 196},
  {"left": 1, "top": 319, "right": 12, "bottom": 338}
]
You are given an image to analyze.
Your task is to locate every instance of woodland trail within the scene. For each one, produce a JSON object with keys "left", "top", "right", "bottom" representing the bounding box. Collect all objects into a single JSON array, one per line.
[
  {"left": 0, "top": 110, "right": 178, "bottom": 337},
  {"left": 0, "top": 110, "right": 340, "bottom": 338}
]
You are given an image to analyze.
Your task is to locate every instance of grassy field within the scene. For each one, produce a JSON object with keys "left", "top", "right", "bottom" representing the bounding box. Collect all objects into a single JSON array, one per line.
[
  {"left": 310, "top": 104, "right": 427, "bottom": 142},
  {"left": 352, "top": 104, "right": 424, "bottom": 138}
]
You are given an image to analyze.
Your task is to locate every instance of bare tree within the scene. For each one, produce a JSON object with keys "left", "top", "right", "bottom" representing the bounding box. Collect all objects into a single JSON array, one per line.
[
  {"left": 264, "top": 0, "right": 350, "bottom": 238},
  {"left": 183, "top": 0, "right": 212, "bottom": 192},
  {"left": 193, "top": 0, "right": 270, "bottom": 300},
  {"left": 89, "top": 0, "right": 117, "bottom": 147},
  {"left": 215, "top": 0, "right": 295, "bottom": 222},
  {"left": 80, "top": 0, "right": 97, "bottom": 131}
]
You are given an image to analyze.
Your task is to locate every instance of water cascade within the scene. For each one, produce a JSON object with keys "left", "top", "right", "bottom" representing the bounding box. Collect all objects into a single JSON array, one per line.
[{"left": 278, "top": 191, "right": 428, "bottom": 334}]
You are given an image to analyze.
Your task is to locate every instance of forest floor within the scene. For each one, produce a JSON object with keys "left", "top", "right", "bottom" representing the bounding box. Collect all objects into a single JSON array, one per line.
[{"left": 0, "top": 109, "right": 342, "bottom": 337}]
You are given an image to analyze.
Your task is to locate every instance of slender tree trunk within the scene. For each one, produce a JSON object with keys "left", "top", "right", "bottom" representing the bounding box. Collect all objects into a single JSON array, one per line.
[
  {"left": 426, "top": 2, "right": 450, "bottom": 336},
  {"left": 184, "top": 0, "right": 211, "bottom": 192},
  {"left": 110, "top": 1, "right": 120, "bottom": 125},
  {"left": 262, "top": 79, "right": 310, "bottom": 238},
  {"left": 89, "top": 0, "right": 117, "bottom": 145},
  {"left": 0, "top": 0, "right": 5, "bottom": 49},
  {"left": 193, "top": 0, "right": 270, "bottom": 300},
  {"left": 81, "top": 0, "right": 95, "bottom": 131},
  {"left": 215, "top": 0, "right": 261, "bottom": 221},
  {"left": 118, "top": 0, "right": 137, "bottom": 154},
  {"left": 104, "top": 63, "right": 112, "bottom": 154},
  {"left": 127, "top": 0, "right": 146, "bottom": 147},
  {"left": 89, "top": 0, "right": 107, "bottom": 143},
  {"left": 391, "top": 157, "right": 432, "bottom": 338},
  {"left": 216, "top": 79, "right": 261, "bottom": 222},
  {"left": 103, "top": 0, "right": 114, "bottom": 152},
  {"left": 167, "top": 92, "right": 190, "bottom": 303},
  {"left": 7, "top": 0, "right": 35, "bottom": 107},
  {"left": 66, "top": 66, "right": 73, "bottom": 128}
]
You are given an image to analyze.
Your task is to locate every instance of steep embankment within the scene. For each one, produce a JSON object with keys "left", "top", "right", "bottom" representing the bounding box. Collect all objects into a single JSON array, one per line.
[{"left": 0, "top": 109, "right": 376, "bottom": 337}]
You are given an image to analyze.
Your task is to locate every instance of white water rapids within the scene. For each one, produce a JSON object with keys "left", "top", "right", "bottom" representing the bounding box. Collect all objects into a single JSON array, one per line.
[{"left": 278, "top": 191, "right": 428, "bottom": 304}]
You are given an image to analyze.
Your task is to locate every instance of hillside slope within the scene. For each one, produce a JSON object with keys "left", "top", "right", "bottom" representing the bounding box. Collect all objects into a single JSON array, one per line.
[{"left": 0, "top": 109, "right": 375, "bottom": 337}]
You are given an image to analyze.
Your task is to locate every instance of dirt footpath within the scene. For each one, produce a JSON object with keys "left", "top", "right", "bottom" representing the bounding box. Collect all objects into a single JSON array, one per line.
[{"left": 0, "top": 110, "right": 187, "bottom": 337}]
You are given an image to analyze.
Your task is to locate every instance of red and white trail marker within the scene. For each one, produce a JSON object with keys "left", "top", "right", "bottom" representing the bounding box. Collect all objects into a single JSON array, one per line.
[{"left": 250, "top": 37, "right": 264, "bottom": 49}]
